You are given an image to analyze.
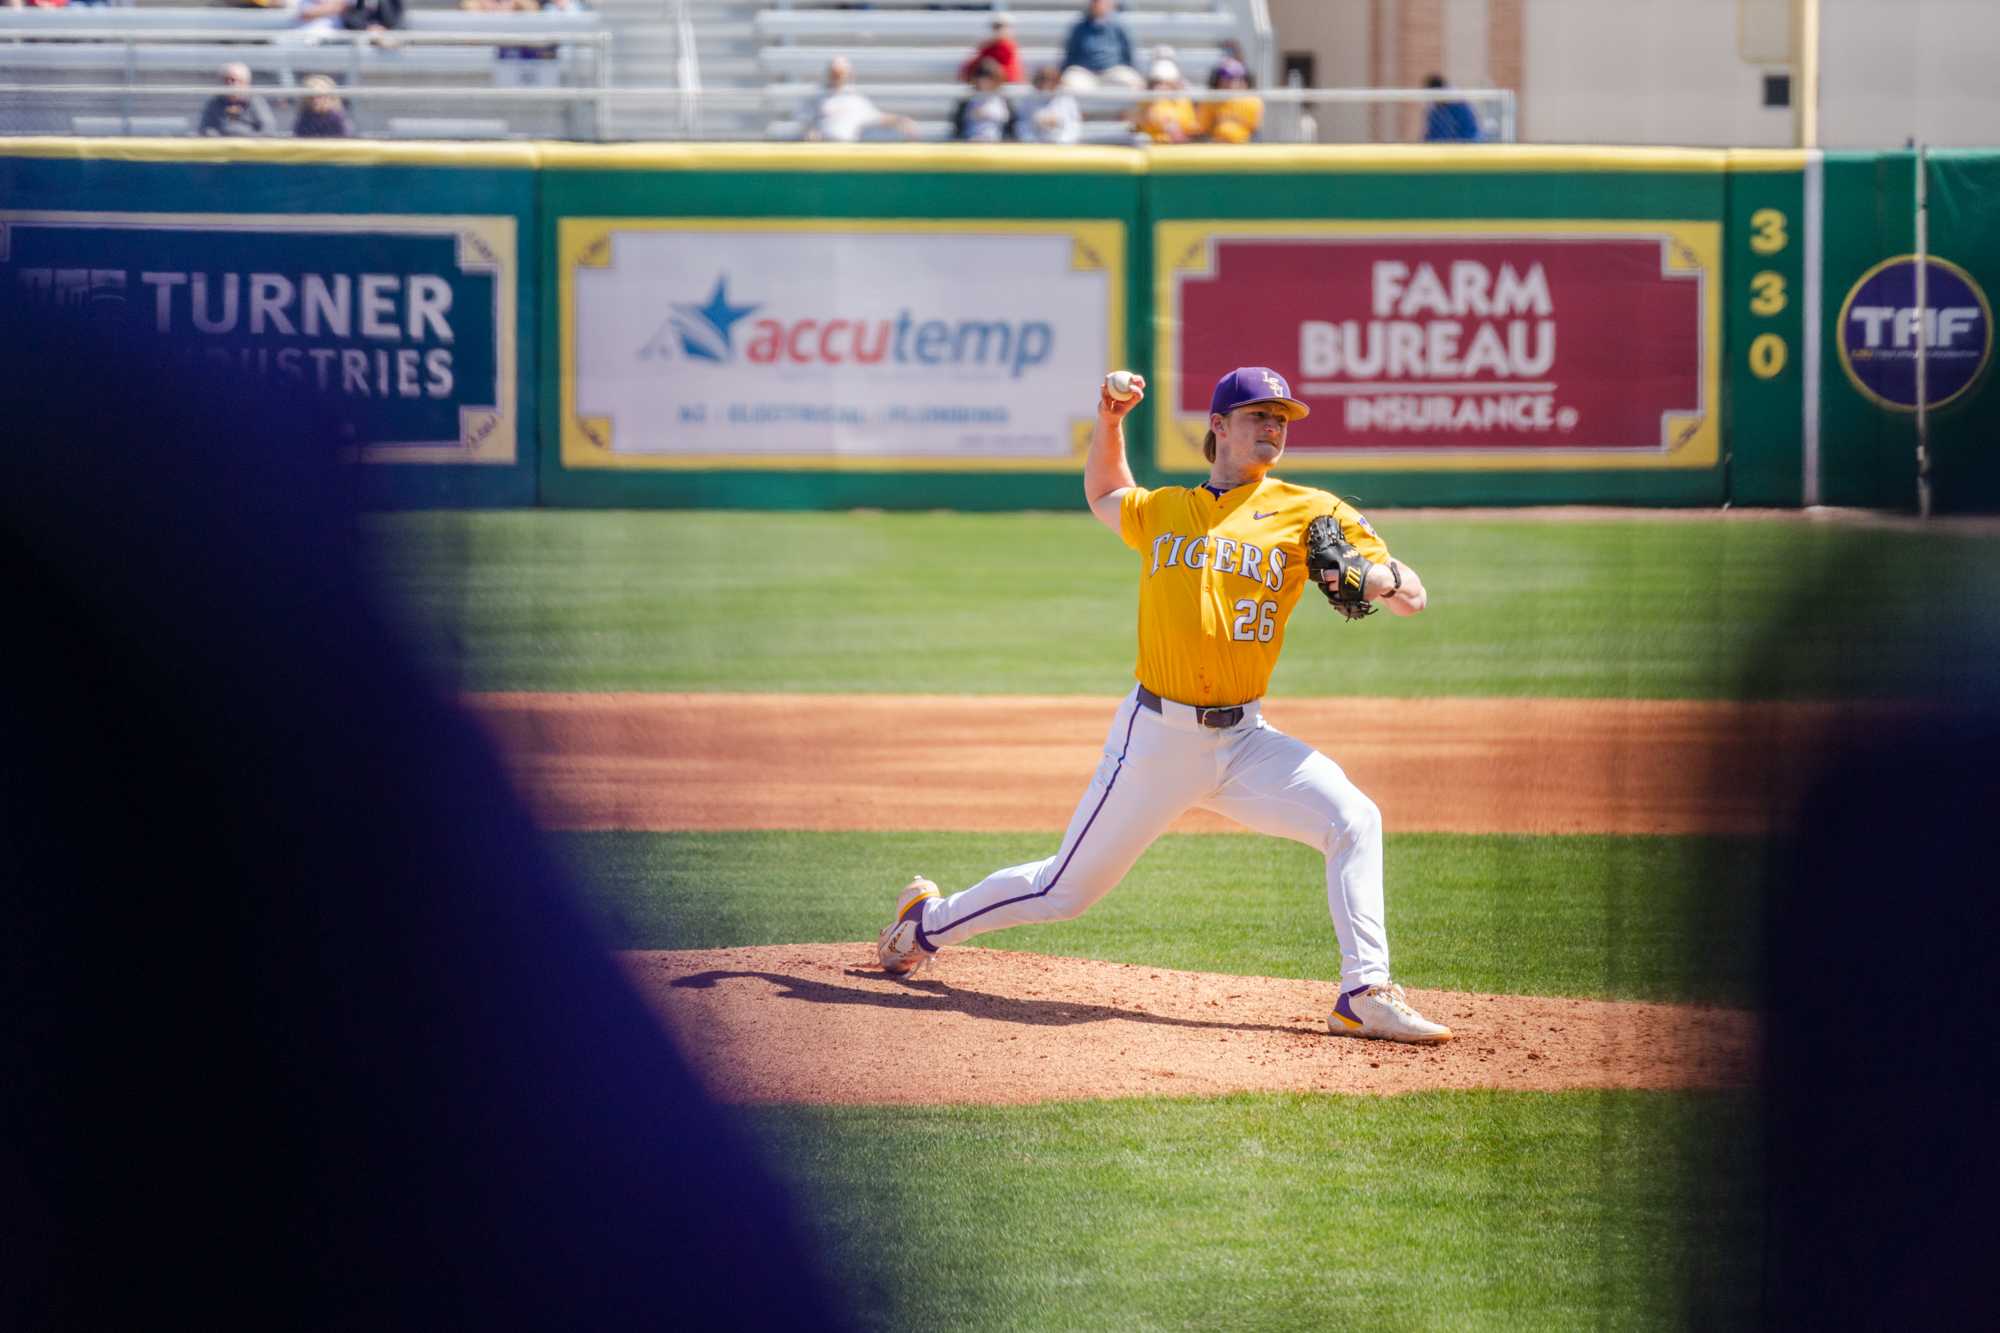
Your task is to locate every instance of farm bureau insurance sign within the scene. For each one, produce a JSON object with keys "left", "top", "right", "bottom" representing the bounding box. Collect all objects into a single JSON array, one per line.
[
  {"left": 0, "top": 212, "right": 515, "bottom": 464},
  {"left": 1157, "top": 223, "right": 1720, "bottom": 472},
  {"left": 560, "top": 220, "right": 1122, "bottom": 471}
]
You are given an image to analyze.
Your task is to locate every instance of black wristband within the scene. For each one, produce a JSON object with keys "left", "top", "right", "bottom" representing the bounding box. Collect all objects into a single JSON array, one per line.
[{"left": 1387, "top": 560, "right": 1403, "bottom": 595}]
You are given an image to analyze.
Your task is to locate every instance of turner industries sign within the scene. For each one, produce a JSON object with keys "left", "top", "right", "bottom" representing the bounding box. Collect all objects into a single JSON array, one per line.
[
  {"left": 1166, "top": 227, "right": 1718, "bottom": 468},
  {"left": 0, "top": 211, "right": 516, "bottom": 464}
]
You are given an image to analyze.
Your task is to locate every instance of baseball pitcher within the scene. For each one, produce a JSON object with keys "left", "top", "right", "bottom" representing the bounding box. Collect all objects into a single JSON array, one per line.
[{"left": 878, "top": 366, "right": 1450, "bottom": 1043}]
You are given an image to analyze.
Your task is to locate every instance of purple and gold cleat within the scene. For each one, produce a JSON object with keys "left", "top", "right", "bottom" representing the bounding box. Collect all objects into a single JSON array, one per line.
[
  {"left": 876, "top": 876, "right": 939, "bottom": 977},
  {"left": 1328, "top": 982, "right": 1453, "bottom": 1044}
]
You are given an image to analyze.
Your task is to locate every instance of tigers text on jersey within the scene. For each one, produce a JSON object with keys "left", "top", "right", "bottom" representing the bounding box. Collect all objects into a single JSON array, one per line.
[{"left": 1117, "top": 477, "right": 1389, "bottom": 706}]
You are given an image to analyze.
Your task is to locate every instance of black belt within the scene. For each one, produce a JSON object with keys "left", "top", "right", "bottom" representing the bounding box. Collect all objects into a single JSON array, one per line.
[{"left": 1136, "top": 684, "right": 1246, "bottom": 729}]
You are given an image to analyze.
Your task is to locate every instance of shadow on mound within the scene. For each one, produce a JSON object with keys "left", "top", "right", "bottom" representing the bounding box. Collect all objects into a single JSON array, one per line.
[{"left": 672, "top": 967, "right": 1313, "bottom": 1035}]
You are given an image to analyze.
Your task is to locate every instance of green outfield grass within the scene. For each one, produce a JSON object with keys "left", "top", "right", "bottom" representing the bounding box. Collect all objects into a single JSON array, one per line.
[
  {"left": 560, "top": 830, "right": 1760, "bottom": 1007},
  {"left": 368, "top": 507, "right": 1804, "bottom": 1325},
  {"left": 371, "top": 509, "right": 2000, "bottom": 699},
  {"left": 753, "top": 1090, "right": 1758, "bottom": 1332}
]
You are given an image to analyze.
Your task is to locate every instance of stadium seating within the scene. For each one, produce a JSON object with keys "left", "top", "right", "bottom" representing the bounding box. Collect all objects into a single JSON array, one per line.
[
  {"left": 751, "top": 8, "right": 1237, "bottom": 50},
  {"left": 386, "top": 114, "right": 516, "bottom": 139},
  {"left": 70, "top": 112, "right": 194, "bottom": 137},
  {"left": 761, "top": 112, "right": 1145, "bottom": 145},
  {"left": 0, "top": 5, "right": 607, "bottom": 138},
  {"left": 0, "top": 0, "right": 1261, "bottom": 143},
  {"left": 759, "top": 45, "right": 1223, "bottom": 86},
  {"left": 748, "top": 1, "right": 1246, "bottom": 142}
]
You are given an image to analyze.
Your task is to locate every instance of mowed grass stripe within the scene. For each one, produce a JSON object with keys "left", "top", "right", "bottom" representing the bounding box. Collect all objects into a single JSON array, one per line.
[
  {"left": 559, "top": 830, "right": 1760, "bottom": 1006},
  {"left": 753, "top": 1089, "right": 1760, "bottom": 1332},
  {"left": 369, "top": 509, "right": 2000, "bottom": 699}
]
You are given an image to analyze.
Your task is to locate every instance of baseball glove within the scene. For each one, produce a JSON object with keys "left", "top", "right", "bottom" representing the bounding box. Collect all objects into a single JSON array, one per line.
[{"left": 1303, "top": 515, "right": 1377, "bottom": 621}]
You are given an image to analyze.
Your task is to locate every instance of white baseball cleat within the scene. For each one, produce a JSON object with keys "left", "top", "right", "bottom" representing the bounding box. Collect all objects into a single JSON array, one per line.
[
  {"left": 876, "top": 876, "right": 939, "bottom": 977},
  {"left": 1327, "top": 982, "right": 1453, "bottom": 1044}
]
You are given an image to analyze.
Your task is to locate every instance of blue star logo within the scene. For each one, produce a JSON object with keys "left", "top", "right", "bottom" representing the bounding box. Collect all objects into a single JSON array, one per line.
[{"left": 665, "top": 276, "right": 760, "bottom": 362}]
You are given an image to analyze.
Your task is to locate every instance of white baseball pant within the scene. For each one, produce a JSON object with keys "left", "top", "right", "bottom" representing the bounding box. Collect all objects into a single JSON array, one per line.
[{"left": 910, "top": 685, "right": 1392, "bottom": 991}]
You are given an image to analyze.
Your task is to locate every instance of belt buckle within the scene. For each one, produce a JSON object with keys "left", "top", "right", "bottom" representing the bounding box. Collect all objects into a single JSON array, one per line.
[{"left": 1198, "top": 705, "right": 1242, "bottom": 729}]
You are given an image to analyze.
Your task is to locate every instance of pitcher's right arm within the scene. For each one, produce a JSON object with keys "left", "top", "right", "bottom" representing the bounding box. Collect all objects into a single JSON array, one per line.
[{"left": 1085, "top": 374, "right": 1145, "bottom": 532}]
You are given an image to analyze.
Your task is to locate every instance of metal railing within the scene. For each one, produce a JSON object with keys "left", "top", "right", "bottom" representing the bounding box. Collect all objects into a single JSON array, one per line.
[
  {"left": 673, "top": 0, "right": 701, "bottom": 138},
  {"left": 0, "top": 26, "right": 614, "bottom": 137},
  {"left": 1, "top": 76, "right": 1516, "bottom": 144},
  {"left": 1222, "top": 0, "right": 1275, "bottom": 94}
]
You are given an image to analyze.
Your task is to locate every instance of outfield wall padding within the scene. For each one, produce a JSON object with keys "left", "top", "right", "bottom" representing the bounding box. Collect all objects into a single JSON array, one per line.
[
  {"left": 3, "top": 139, "right": 1993, "bottom": 510},
  {"left": 0, "top": 139, "right": 541, "bottom": 509}
]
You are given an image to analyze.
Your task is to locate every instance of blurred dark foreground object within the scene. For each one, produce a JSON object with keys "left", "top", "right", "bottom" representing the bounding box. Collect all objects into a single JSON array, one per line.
[
  {"left": 0, "top": 298, "right": 852, "bottom": 1329},
  {"left": 1763, "top": 690, "right": 2000, "bottom": 1321}
]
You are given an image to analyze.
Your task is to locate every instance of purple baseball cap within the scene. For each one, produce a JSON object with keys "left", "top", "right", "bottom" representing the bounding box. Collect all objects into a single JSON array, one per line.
[{"left": 1209, "top": 366, "right": 1310, "bottom": 421}]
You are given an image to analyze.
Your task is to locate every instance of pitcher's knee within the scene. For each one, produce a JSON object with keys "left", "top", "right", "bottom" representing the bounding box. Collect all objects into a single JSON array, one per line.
[
  {"left": 1031, "top": 895, "right": 1090, "bottom": 924},
  {"left": 1033, "top": 880, "right": 1107, "bottom": 923},
  {"left": 1326, "top": 795, "right": 1381, "bottom": 851}
]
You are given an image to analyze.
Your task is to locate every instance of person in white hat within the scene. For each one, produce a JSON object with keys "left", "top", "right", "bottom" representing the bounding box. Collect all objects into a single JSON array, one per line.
[
  {"left": 803, "top": 55, "right": 920, "bottom": 142},
  {"left": 1129, "top": 55, "right": 1196, "bottom": 143}
]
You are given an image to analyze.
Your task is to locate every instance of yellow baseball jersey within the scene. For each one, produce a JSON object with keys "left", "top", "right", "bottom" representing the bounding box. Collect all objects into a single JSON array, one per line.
[{"left": 1117, "top": 477, "right": 1389, "bottom": 706}]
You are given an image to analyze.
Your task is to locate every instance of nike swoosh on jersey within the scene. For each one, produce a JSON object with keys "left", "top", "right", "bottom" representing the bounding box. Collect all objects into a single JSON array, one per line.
[{"left": 1252, "top": 510, "right": 1278, "bottom": 519}]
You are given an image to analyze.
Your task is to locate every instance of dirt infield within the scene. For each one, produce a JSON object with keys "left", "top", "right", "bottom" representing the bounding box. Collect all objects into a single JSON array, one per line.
[
  {"left": 475, "top": 691, "right": 1778, "bottom": 1102},
  {"left": 624, "top": 945, "right": 1756, "bottom": 1104},
  {"left": 474, "top": 691, "right": 1871, "bottom": 835}
]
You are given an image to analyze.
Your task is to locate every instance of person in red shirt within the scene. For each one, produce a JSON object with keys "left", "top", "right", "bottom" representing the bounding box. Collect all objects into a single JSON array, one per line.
[{"left": 957, "top": 15, "right": 1023, "bottom": 85}]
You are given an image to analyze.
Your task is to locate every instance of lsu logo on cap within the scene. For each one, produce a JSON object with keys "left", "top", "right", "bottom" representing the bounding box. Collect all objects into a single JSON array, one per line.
[
  {"left": 1837, "top": 255, "right": 1993, "bottom": 412},
  {"left": 1262, "top": 370, "right": 1288, "bottom": 398}
]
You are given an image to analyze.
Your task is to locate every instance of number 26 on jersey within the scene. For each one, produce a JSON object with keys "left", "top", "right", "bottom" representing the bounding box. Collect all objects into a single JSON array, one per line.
[{"left": 1232, "top": 599, "right": 1278, "bottom": 643}]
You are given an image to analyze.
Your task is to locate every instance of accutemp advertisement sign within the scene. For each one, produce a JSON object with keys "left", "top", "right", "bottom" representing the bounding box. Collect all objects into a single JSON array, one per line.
[
  {"left": 560, "top": 219, "right": 1124, "bottom": 471},
  {"left": 0, "top": 212, "right": 516, "bottom": 463},
  {"left": 1837, "top": 254, "right": 1993, "bottom": 412},
  {"left": 1156, "top": 221, "right": 1721, "bottom": 472}
]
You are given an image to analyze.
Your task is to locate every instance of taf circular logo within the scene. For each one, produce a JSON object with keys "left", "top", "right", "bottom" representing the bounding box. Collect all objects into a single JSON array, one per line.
[{"left": 1837, "top": 255, "right": 1993, "bottom": 412}]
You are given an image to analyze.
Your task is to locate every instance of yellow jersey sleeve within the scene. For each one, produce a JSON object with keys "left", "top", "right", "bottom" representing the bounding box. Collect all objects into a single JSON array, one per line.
[
  {"left": 1312, "top": 495, "right": 1392, "bottom": 565},
  {"left": 1117, "top": 486, "right": 1155, "bottom": 552}
]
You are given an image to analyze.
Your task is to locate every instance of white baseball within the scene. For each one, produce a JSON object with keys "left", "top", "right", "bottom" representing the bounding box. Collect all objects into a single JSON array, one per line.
[{"left": 1105, "top": 370, "right": 1139, "bottom": 401}]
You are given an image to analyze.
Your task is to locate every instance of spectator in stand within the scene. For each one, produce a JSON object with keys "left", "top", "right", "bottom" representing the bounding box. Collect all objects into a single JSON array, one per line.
[
  {"left": 341, "top": 0, "right": 405, "bottom": 44},
  {"left": 1422, "top": 73, "right": 1483, "bottom": 142},
  {"left": 1060, "top": 0, "right": 1141, "bottom": 92},
  {"left": 293, "top": 74, "right": 354, "bottom": 137},
  {"left": 198, "top": 63, "right": 276, "bottom": 137},
  {"left": 286, "top": 0, "right": 346, "bottom": 40},
  {"left": 1016, "top": 64, "right": 1082, "bottom": 146},
  {"left": 957, "top": 15, "right": 1023, "bottom": 86},
  {"left": 804, "top": 55, "right": 919, "bottom": 143},
  {"left": 1128, "top": 56, "right": 1196, "bottom": 144},
  {"left": 284, "top": 0, "right": 403, "bottom": 46},
  {"left": 951, "top": 57, "right": 1017, "bottom": 143},
  {"left": 1196, "top": 58, "right": 1262, "bottom": 143}
]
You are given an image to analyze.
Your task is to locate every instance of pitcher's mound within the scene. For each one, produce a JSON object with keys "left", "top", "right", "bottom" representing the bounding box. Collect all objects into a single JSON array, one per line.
[{"left": 623, "top": 945, "right": 1756, "bottom": 1105}]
